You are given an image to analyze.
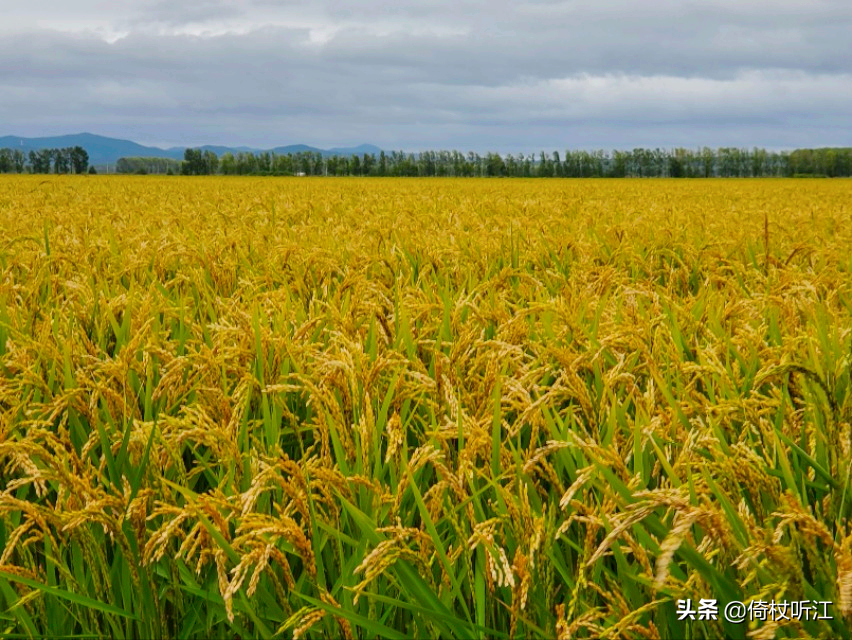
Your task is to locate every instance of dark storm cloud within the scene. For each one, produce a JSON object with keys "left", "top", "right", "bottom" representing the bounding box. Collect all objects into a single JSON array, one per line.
[{"left": 1, "top": 0, "right": 851, "bottom": 150}]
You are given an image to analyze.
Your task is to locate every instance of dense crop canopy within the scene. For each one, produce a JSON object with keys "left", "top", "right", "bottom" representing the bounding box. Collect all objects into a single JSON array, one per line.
[{"left": 0, "top": 176, "right": 851, "bottom": 638}]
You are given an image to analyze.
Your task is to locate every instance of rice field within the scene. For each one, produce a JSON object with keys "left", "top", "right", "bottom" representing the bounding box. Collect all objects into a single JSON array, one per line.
[{"left": 1, "top": 175, "right": 851, "bottom": 639}]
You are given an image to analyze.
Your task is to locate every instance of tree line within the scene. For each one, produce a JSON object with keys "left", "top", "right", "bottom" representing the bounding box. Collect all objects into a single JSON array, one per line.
[
  {"left": 114, "top": 150, "right": 216, "bottom": 175},
  {"left": 116, "top": 156, "right": 182, "bottom": 175},
  {"left": 3, "top": 145, "right": 852, "bottom": 178},
  {"left": 0, "top": 146, "right": 90, "bottom": 174},
  {"left": 177, "top": 146, "right": 852, "bottom": 178}
]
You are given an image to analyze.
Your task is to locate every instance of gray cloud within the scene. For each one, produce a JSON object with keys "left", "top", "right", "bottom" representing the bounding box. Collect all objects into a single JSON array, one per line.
[{"left": 1, "top": 1, "right": 851, "bottom": 151}]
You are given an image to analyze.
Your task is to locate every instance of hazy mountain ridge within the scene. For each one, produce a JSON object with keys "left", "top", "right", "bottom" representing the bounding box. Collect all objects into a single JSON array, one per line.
[{"left": 0, "top": 133, "right": 382, "bottom": 165}]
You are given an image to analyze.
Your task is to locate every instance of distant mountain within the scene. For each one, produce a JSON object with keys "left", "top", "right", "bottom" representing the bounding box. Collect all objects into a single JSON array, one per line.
[
  {"left": 0, "top": 133, "right": 181, "bottom": 166},
  {"left": 0, "top": 133, "right": 384, "bottom": 166}
]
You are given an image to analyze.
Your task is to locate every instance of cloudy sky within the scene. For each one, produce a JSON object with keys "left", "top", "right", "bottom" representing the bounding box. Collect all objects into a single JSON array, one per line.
[{"left": 2, "top": 0, "right": 851, "bottom": 152}]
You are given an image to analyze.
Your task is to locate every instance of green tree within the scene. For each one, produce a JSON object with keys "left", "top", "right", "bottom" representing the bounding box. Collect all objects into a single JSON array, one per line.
[
  {"left": 13, "top": 150, "right": 25, "bottom": 173},
  {"left": 0, "top": 149, "right": 12, "bottom": 173},
  {"left": 220, "top": 152, "right": 237, "bottom": 175},
  {"left": 54, "top": 148, "right": 72, "bottom": 174},
  {"left": 182, "top": 148, "right": 206, "bottom": 175},
  {"left": 70, "top": 146, "right": 89, "bottom": 174},
  {"left": 202, "top": 150, "right": 219, "bottom": 175},
  {"left": 701, "top": 147, "right": 715, "bottom": 178},
  {"left": 29, "top": 149, "right": 53, "bottom": 174}
]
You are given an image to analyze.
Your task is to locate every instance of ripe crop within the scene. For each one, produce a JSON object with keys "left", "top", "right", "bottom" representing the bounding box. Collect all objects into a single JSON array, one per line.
[{"left": 1, "top": 175, "right": 851, "bottom": 638}]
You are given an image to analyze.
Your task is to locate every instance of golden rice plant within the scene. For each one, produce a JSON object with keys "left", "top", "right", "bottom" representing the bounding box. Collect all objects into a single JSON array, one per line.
[{"left": 0, "top": 174, "right": 851, "bottom": 638}]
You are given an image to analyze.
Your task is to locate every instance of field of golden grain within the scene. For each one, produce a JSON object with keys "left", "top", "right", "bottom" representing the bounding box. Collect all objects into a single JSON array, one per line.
[{"left": 1, "top": 175, "right": 851, "bottom": 639}]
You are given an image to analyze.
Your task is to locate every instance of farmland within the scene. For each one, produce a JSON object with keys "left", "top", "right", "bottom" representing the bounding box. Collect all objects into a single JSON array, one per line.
[{"left": 1, "top": 175, "right": 851, "bottom": 638}]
